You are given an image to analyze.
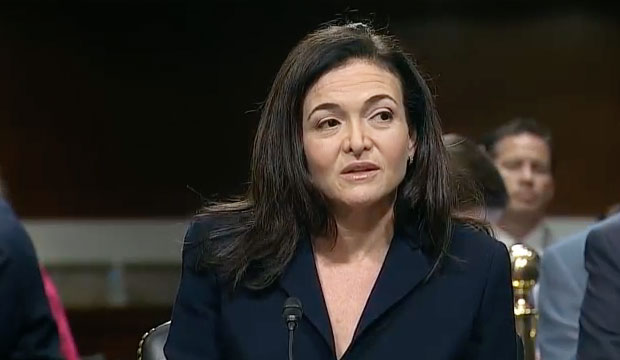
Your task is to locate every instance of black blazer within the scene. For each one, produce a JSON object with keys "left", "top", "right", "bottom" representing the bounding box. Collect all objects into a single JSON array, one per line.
[
  {"left": 0, "top": 199, "right": 61, "bottom": 360},
  {"left": 165, "top": 217, "right": 517, "bottom": 360},
  {"left": 577, "top": 213, "right": 620, "bottom": 360}
]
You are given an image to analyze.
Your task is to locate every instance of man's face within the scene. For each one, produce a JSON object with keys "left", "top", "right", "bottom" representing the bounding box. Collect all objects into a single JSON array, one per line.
[{"left": 493, "top": 133, "right": 554, "bottom": 215}]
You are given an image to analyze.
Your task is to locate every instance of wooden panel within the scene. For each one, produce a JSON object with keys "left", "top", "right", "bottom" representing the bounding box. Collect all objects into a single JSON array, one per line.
[
  {"left": 392, "top": 14, "right": 620, "bottom": 215},
  {"left": 0, "top": 3, "right": 617, "bottom": 217}
]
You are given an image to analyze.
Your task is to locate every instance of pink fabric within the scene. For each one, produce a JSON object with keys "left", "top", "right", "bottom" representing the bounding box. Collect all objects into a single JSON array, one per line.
[{"left": 40, "top": 266, "right": 80, "bottom": 360}]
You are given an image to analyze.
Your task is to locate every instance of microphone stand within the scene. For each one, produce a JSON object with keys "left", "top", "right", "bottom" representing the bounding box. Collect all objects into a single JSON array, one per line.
[{"left": 282, "top": 297, "right": 303, "bottom": 360}]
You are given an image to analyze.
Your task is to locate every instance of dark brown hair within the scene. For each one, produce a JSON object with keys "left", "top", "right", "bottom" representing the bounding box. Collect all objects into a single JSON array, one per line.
[
  {"left": 199, "top": 22, "right": 454, "bottom": 289},
  {"left": 443, "top": 133, "right": 508, "bottom": 211},
  {"left": 481, "top": 117, "right": 553, "bottom": 167}
]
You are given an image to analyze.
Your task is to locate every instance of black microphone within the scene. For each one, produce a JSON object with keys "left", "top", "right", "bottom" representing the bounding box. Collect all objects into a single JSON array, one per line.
[{"left": 282, "top": 297, "right": 303, "bottom": 360}]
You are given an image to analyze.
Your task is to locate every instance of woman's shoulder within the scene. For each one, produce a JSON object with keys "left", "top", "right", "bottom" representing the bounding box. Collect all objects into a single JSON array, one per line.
[
  {"left": 184, "top": 213, "right": 245, "bottom": 244},
  {"left": 181, "top": 213, "right": 243, "bottom": 267},
  {"left": 184, "top": 215, "right": 215, "bottom": 243},
  {"left": 449, "top": 221, "right": 510, "bottom": 264}
]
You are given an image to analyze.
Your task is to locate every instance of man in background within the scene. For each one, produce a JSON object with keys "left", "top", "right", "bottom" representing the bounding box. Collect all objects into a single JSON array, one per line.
[
  {"left": 482, "top": 118, "right": 557, "bottom": 254},
  {"left": 537, "top": 205, "right": 620, "bottom": 360}
]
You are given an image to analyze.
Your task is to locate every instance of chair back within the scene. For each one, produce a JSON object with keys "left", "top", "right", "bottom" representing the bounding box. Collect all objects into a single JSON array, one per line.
[{"left": 137, "top": 321, "right": 170, "bottom": 360}]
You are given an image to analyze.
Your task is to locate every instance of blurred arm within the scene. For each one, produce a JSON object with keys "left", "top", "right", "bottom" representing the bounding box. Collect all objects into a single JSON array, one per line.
[
  {"left": 577, "top": 225, "right": 620, "bottom": 359},
  {"left": 3, "top": 217, "right": 62, "bottom": 360},
  {"left": 537, "top": 245, "right": 582, "bottom": 360}
]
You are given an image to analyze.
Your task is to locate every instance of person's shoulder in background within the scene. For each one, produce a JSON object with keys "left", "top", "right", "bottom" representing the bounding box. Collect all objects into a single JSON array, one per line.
[
  {"left": 536, "top": 229, "right": 588, "bottom": 360},
  {"left": 577, "top": 213, "right": 620, "bottom": 360},
  {"left": 587, "top": 212, "right": 620, "bottom": 243},
  {"left": 0, "top": 198, "right": 62, "bottom": 359},
  {"left": 0, "top": 198, "right": 42, "bottom": 275},
  {"left": 542, "top": 229, "right": 588, "bottom": 286}
]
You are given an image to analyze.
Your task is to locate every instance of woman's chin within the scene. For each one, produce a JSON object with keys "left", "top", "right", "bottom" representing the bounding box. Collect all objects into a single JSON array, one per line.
[{"left": 330, "top": 192, "right": 393, "bottom": 211}]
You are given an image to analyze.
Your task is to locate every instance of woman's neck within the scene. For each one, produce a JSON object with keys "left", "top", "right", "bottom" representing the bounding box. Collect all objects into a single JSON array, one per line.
[{"left": 314, "top": 200, "right": 395, "bottom": 263}]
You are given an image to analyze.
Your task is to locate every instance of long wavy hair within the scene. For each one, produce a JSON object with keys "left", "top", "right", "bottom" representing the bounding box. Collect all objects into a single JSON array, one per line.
[{"left": 199, "top": 22, "right": 454, "bottom": 290}]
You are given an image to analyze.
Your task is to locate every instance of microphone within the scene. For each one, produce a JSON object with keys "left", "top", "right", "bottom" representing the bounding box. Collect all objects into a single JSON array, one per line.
[{"left": 282, "top": 297, "right": 303, "bottom": 360}]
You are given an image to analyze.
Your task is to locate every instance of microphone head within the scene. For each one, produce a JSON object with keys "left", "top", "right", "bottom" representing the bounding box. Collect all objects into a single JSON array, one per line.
[{"left": 282, "top": 297, "right": 303, "bottom": 326}]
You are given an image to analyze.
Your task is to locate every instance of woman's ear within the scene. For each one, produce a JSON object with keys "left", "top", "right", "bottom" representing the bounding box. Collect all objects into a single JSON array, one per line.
[{"left": 408, "top": 133, "right": 417, "bottom": 160}]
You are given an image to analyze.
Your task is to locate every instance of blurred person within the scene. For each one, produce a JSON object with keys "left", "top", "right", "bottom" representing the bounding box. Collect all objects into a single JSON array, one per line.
[
  {"left": 0, "top": 174, "right": 79, "bottom": 360},
  {"left": 481, "top": 118, "right": 556, "bottom": 255},
  {"left": 40, "top": 266, "right": 80, "bottom": 360},
  {"left": 537, "top": 228, "right": 588, "bottom": 360},
  {"left": 0, "top": 197, "right": 61, "bottom": 359},
  {"left": 576, "top": 213, "right": 620, "bottom": 359},
  {"left": 443, "top": 133, "right": 508, "bottom": 223},
  {"left": 537, "top": 205, "right": 620, "bottom": 360},
  {"left": 164, "top": 22, "right": 517, "bottom": 360}
]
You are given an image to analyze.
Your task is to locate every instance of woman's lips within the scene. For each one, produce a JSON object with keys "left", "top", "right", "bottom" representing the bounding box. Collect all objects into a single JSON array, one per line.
[{"left": 340, "top": 168, "right": 380, "bottom": 181}]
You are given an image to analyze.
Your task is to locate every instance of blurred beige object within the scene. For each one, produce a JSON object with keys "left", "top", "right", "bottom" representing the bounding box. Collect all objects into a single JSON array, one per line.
[{"left": 510, "top": 243, "right": 540, "bottom": 360}]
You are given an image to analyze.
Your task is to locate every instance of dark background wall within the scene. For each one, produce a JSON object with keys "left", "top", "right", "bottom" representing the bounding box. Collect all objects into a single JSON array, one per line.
[{"left": 0, "top": 1, "right": 618, "bottom": 218}]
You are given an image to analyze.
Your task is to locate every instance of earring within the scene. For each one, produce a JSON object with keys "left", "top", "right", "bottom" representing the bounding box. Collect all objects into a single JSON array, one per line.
[{"left": 408, "top": 154, "right": 414, "bottom": 165}]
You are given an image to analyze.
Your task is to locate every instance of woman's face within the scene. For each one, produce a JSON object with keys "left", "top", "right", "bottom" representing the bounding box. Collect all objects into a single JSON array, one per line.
[{"left": 302, "top": 60, "right": 415, "bottom": 210}]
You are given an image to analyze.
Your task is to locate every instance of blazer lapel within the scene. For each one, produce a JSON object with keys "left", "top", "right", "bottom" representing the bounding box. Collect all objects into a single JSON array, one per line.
[
  {"left": 354, "top": 226, "right": 432, "bottom": 340},
  {"left": 278, "top": 225, "right": 433, "bottom": 352},
  {"left": 279, "top": 234, "right": 334, "bottom": 352}
]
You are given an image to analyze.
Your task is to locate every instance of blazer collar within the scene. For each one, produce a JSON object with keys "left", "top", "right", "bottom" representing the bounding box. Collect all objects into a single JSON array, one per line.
[
  {"left": 279, "top": 231, "right": 334, "bottom": 350},
  {"left": 278, "top": 224, "right": 433, "bottom": 351}
]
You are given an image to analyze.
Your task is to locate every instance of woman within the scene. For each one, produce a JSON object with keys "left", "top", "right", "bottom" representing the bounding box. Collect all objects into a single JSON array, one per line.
[{"left": 164, "top": 23, "right": 516, "bottom": 359}]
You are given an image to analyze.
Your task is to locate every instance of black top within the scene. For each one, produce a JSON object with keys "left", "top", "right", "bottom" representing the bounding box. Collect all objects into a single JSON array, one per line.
[{"left": 165, "top": 216, "right": 517, "bottom": 359}]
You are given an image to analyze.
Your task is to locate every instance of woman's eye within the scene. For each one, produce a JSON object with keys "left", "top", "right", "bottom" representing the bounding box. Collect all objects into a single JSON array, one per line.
[
  {"left": 372, "top": 110, "right": 393, "bottom": 122},
  {"left": 318, "top": 118, "right": 340, "bottom": 129}
]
